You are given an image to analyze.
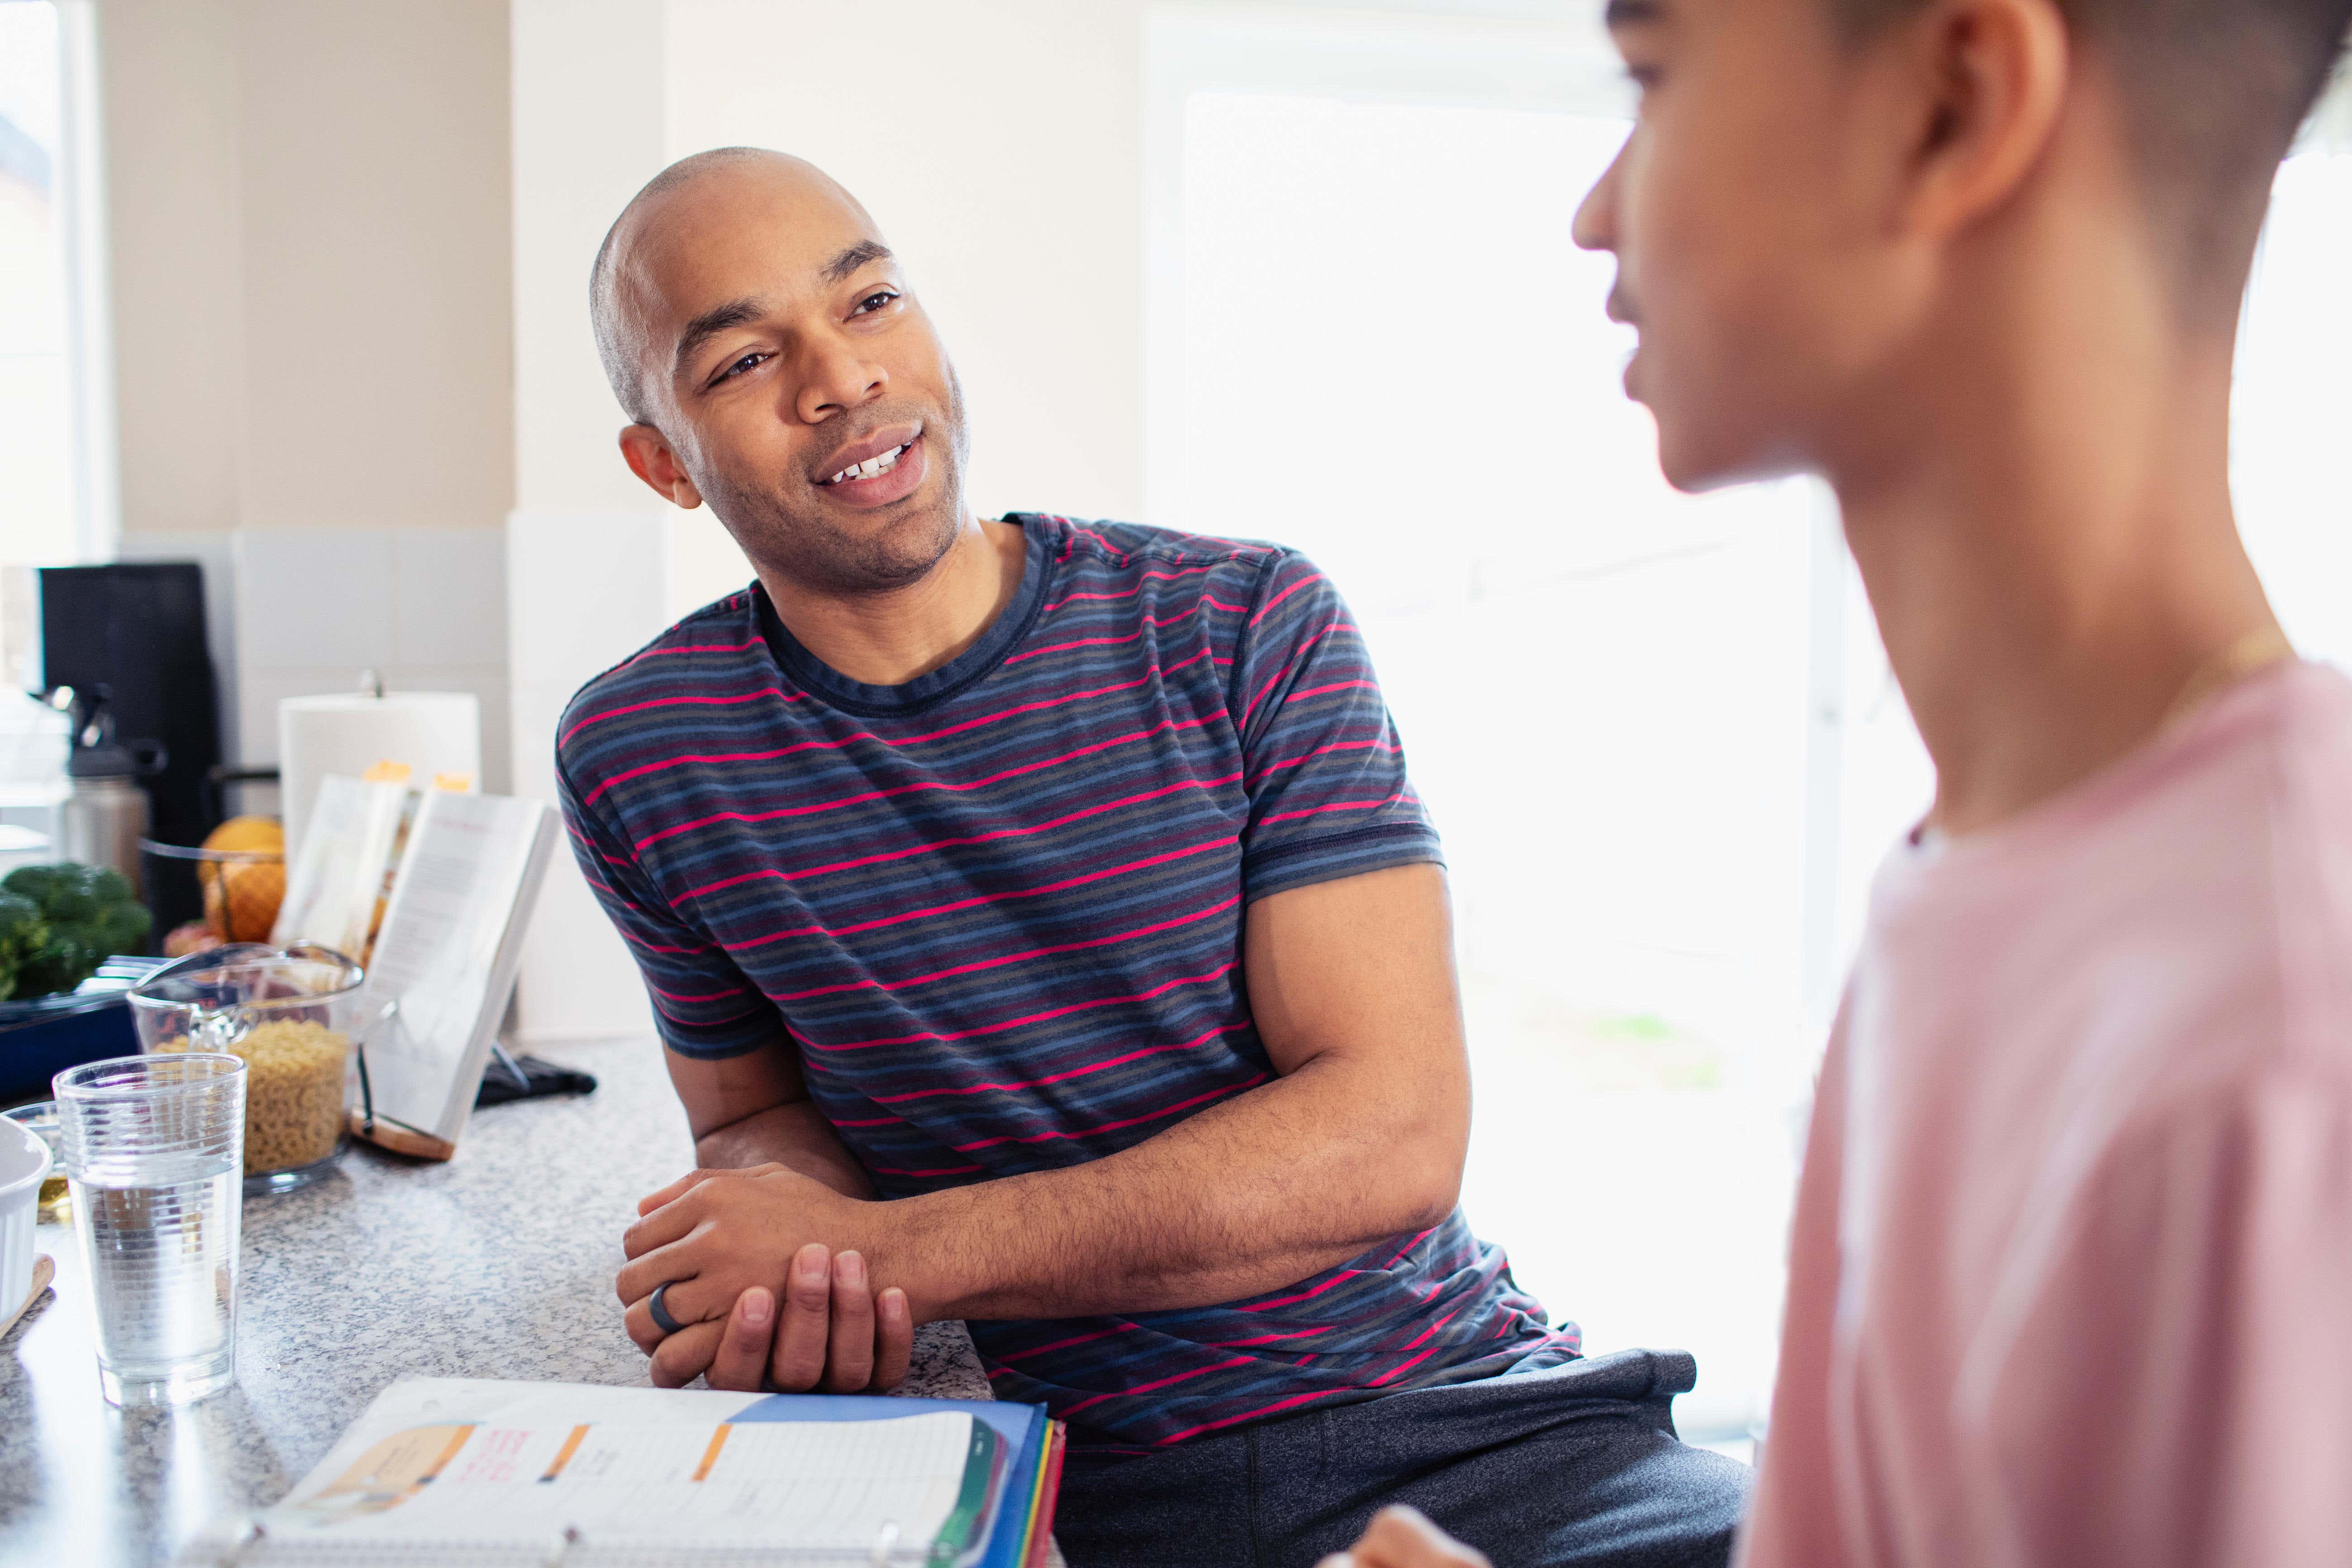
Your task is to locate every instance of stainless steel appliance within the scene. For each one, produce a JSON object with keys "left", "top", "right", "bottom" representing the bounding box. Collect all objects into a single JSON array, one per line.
[{"left": 57, "top": 689, "right": 165, "bottom": 896}]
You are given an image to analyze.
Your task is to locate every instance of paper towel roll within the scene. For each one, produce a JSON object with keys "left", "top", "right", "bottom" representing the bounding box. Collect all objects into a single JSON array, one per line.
[{"left": 279, "top": 692, "right": 481, "bottom": 860}]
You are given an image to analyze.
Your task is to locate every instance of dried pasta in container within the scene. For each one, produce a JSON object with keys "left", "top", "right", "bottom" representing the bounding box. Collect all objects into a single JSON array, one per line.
[{"left": 157, "top": 1021, "right": 351, "bottom": 1176}]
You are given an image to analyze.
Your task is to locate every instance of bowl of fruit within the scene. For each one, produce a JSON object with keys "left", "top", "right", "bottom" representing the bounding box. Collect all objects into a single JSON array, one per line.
[{"left": 143, "top": 816, "right": 287, "bottom": 958}]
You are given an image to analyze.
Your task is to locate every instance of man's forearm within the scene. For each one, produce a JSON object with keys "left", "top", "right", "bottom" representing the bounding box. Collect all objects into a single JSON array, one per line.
[
  {"left": 650, "top": 866, "right": 1473, "bottom": 1330},
  {"left": 697, "top": 1101, "right": 876, "bottom": 1200},
  {"left": 877, "top": 1048, "right": 1465, "bottom": 1323}
]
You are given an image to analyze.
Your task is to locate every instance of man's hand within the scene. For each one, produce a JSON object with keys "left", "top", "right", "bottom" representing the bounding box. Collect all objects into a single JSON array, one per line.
[
  {"left": 1318, "top": 1509, "right": 1490, "bottom": 1568},
  {"left": 616, "top": 1164, "right": 914, "bottom": 1392}
]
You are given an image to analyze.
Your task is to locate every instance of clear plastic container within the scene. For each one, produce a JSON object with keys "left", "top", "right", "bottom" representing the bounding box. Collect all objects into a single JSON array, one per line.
[{"left": 127, "top": 944, "right": 367, "bottom": 1196}]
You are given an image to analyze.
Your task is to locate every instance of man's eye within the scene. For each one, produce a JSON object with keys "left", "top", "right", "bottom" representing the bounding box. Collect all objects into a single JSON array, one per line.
[
  {"left": 851, "top": 290, "right": 900, "bottom": 317},
  {"left": 713, "top": 351, "right": 768, "bottom": 385}
]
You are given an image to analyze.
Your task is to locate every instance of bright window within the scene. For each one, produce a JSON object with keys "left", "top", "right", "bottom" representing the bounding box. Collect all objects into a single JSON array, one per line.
[
  {"left": 1156, "top": 30, "right": 1815, "bottom": 1443},
  {"left": 0, "top": 1, "right": 73, "bottom": 565},
  {"left": 2237, "top": 148, "right": 2352, "bottom": 669},
  {"left": 0, "top": 0, "right": 105, "bottom": 570}
]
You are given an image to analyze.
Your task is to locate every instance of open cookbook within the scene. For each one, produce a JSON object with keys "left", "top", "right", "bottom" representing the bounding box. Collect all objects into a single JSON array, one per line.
[
  {"left": 274, "top": 774, "right": 560, "bottom": 1159},
  {"left": 177, "top": 1379, "right": 1065, "bottom": 1568}
]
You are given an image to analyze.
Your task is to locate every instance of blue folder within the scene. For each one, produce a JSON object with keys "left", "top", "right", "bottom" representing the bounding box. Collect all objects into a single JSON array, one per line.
[{"left": 734, "top": 1392, "right": 1062, "bottom": 1568}]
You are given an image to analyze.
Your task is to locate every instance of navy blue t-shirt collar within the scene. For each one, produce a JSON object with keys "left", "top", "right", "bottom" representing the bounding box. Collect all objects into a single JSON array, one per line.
[{"left": 752, "top": 513, "right": 1057, "bottom": 718}]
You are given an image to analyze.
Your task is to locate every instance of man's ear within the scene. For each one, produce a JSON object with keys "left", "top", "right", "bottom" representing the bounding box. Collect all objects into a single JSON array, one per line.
[
  {"left": 1895, "top": 0, "right": 2070, "bottom": 243},
  {"left": 619, "top": 424, "right": 706, "bottom": 510}
]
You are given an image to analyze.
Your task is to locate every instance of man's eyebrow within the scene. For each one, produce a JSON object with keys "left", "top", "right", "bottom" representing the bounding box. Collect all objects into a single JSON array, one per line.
[
  {"left": 1604, "top": 0, "right": 1663, "bottom": 24},
  {"left": 672, "top": 296, "right": 768, "bottom": 380},
  {"left": 821, "top": 239, "right": 893, "bottom": 284}
]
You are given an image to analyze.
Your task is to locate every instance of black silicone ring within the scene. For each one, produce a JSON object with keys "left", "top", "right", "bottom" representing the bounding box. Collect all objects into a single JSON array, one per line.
[{"left": 647, "top": 1281, "right": 685, "bottom": 1336}]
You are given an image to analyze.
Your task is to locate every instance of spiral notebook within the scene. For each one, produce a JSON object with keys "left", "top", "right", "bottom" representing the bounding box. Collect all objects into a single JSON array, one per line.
[{"left": 178, "top": 1378, "right": 1065, "bottom": 1568}]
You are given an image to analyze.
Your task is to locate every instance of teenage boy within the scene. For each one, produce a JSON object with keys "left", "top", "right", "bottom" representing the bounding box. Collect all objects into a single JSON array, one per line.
[{"left": 1327, "top": 0, "right": 2352, "bottom": 1566}]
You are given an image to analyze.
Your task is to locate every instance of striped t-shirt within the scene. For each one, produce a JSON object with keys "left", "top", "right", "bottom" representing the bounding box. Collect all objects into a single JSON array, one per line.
[{"left": 557, "top": 515, "right": 1575, "bottom": 1448}]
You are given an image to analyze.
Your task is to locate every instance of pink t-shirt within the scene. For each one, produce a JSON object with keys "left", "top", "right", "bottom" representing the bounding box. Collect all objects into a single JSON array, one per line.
[{"left": 1740, "top": 661, "right": 2352, "bottom": 1568}]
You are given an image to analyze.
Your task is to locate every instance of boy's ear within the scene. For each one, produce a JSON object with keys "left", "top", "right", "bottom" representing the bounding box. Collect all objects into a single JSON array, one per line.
[
  {"left": 1896, "top": 0, "right": 2071, "bottom": 243},
  {"left": 620, "top": 424, "right": 706, "bottom": 510}
]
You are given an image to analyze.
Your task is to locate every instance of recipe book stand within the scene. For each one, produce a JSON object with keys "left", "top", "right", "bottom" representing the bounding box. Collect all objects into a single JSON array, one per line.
[
  {"left": 348, "top": 1040, "right": 564, "bottom": 1161},
  {"left": 337, "top": 792, "right": 559, "bottom": 1163}
]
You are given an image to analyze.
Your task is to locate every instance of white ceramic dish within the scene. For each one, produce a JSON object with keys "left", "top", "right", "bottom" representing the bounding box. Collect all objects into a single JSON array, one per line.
[{"left": 0, "top": 1117, "right": 52, "bottom": 1316}]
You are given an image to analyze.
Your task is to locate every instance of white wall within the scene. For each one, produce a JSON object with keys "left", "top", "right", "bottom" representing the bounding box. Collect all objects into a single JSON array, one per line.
[
  {"left": 100, "top": 0, "right": 513, "bottom": 535},
  {"left": 93, "top": 0, "right": 515, "bottom": 791}
]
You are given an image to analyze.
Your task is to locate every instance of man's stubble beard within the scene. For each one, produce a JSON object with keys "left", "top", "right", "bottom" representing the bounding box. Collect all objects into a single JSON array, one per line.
[{"left": 699, "top": 364, "right": 973, "bottom": 599}]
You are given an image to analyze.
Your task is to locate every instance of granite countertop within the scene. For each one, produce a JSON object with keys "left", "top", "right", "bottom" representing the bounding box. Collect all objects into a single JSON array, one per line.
[{"left": 0, "top": 1035, "right": 1016, "bottom": 1568}]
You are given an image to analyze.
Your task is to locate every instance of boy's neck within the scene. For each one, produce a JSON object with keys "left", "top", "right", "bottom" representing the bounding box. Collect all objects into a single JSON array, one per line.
[{"left": 1832, "top": 286, "right": 2283, "bottom": 839}]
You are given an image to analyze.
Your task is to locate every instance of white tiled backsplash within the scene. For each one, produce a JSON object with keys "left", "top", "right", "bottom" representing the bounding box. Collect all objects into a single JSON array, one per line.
[{"left": 119, "top": 524, "right": 512, "bottom": 798}]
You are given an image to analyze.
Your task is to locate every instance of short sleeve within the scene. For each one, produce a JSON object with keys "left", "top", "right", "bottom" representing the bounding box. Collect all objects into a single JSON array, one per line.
[
  {"left": 554, "top": 756, "right": 782, "bottom": 1061},
  {"left": 1228, "top": 551, "right": 1443, "bottom": 903},
  {"left": 1964, "top": 1076, "right": 2352, "bottom": 1568}
]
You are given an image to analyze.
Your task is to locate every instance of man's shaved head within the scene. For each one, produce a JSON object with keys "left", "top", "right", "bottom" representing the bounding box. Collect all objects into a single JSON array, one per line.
[
  {"left": 587, "top": 147, "right": 973, "bottom": 598},
  {"left": 1834, "top": 0, "right": 2351, "bottom": 287},
  {"left": 591, "top": 148, "right": 877, "bottom": 426}
]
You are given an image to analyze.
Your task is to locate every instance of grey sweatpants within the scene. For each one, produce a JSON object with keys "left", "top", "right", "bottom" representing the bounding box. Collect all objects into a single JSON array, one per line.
[{"left": 1054, "top": 1349, "right": 1751, "bottom": 1568}]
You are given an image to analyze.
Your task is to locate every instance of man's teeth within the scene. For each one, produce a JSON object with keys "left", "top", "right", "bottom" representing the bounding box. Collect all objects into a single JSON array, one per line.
[{"left": 825, "top": 443, "right": 908, "bottom": 485}]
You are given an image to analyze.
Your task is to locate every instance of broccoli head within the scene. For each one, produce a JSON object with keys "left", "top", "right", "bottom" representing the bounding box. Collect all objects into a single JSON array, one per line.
[
  {"left": 0, "top": 865, "right": 66, "bottom": 906},
  {"left": 0, "top": 892, "right": 47, "bottom": 1005},
  {"left": 1, "top": 862, "right": 153, "bottom": 1000}
]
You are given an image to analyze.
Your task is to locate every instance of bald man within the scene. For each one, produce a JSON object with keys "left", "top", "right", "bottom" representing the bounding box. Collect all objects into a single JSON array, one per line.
[{"left": 559, "top": 151, "right": 1748, "bottom": 1566}]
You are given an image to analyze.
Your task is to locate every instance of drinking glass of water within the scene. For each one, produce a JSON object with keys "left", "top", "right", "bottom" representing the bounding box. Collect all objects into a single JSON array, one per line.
[{"left": 54, "top": 1053, "right": 247, "bottom": 1407}]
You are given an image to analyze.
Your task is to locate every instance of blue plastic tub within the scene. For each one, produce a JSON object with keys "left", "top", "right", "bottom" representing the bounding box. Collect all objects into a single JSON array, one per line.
[{"left": 0, "top": 958, "right": 165, "bottom": 1105}]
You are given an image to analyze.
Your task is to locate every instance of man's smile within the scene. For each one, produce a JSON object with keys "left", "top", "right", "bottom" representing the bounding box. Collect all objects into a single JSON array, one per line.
[
  {"left": 821, "top": 443, "right": 909, "bottom": 486},
  {"left": 811, "top": 424, "right": 927, "bottom": 509}
]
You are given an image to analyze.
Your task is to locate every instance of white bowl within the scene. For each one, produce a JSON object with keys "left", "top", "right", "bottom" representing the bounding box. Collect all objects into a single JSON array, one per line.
[{"left": 0, "top": 1118, "right": 52, "bottom": 1315}]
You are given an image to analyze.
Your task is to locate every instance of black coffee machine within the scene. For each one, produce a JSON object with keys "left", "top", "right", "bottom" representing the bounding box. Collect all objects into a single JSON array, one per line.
[{"left": 35, "top": 562, "right": 224, "bottom": 930}]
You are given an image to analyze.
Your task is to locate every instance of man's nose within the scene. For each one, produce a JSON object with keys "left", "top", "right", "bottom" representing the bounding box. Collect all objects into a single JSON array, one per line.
[{"left": 793, "top": 335, "right": 887, "bottom": 424}]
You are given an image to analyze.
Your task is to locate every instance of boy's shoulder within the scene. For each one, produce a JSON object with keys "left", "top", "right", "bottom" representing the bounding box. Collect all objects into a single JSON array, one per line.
[
  {"left": 2071, "top": 661, "right": 2352, "bottom": 1102},
  {"left": 1866, "top": 664, "right": 2352, "bottom": 1109}
]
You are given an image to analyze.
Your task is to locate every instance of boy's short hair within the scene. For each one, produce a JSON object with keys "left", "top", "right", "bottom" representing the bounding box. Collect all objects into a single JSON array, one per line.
[{"left": 1837, "top": 0, "right": 2352, "bottom": 298}]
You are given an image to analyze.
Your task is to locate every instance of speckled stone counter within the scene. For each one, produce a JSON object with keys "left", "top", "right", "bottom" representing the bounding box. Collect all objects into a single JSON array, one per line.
[{"left": 0, "top": 1036, "right": 1028, "bottom": 1568}]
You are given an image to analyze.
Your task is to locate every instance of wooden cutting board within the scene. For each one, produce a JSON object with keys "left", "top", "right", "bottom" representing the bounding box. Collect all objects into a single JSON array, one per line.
[{"left": 0, "top": 1254, "right": 54, "bottom": 1340}]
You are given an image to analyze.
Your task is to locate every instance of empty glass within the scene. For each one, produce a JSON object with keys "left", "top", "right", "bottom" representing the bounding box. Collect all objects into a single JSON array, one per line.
[{"left": 55, "top": 1053, "right": 247, "bottom": 1407}]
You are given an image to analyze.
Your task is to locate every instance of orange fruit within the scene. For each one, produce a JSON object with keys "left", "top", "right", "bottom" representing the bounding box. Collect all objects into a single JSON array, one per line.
[
  {"left": 201, "top": 816, "right": 283, "bottom": 855},
  {"left": 219, "top": 859, "right": 286, "bottom": 944},
  {"left": 197, "top": 816, "right": 284, "bottom": 919}
]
